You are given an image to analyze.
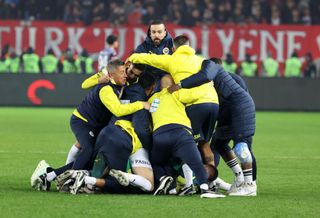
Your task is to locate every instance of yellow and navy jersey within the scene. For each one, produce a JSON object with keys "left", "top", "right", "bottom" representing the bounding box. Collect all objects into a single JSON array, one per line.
[
  {"left": 129, "top": 45, "right": 219, "bottom": 105},
  {"left": 74, "top": 81, "right": 144, "bottom": 130},
  {"left": 81, "top": 71, "right": 103, "bottom": 89},
  {"left": 114, "top": 120, "right": 143, "bottom": 154},
  {"left": 148, "top": 88, "right": 191, "bottom": 131}
]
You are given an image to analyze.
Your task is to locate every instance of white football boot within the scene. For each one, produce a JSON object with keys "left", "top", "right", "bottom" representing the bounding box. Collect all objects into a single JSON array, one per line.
[
  {"left": 30, "top": 160, "right": 50, "bottom": 191},
  {"left": 109, "top": 169, "right": 130, "bottom": 186},
  {"left": 229, "top": 183, "right": 257, "bottom": 196}
]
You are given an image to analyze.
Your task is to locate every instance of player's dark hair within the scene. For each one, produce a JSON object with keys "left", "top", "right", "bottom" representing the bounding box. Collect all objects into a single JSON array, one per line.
[
  {"left": 150, "top": 19, "right": 164, "bottom": 26},
  {"left": 138, "top": 72, "right": 156, "bottom": 90},
  {"left": 173, "top": 35, "right": 189, "bottom": 48},
  {"left": 106, "top": 34, "right": 118, "bottom": 45},
  {"left": 107, "top": 59, "right": 124, "bottom": 73},
  {"left": 209, "top": 57, "right": 222, "bottom": 65},
  {"left": 132, "top": 63, "right": 146, "bottom": 72},
  {"left": 147, "top": 20, "right": 166, "bottom": 36}
]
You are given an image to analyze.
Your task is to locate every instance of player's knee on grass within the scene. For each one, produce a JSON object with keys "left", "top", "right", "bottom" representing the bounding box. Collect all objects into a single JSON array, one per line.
[{"left": 233, "top": 142, "right": 252, "bottom": 164}]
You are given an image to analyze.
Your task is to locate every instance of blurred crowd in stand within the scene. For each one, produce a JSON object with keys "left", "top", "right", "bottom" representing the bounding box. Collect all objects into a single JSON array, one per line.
[
  {"left": 0, "top": 42, "right": 318, "bottom": 78},
  {"left": 0, "top": 0, "right": 319, "bottom": 77},
  {"left": 1, "top": 0, "right": 320, "bottom": 26}
]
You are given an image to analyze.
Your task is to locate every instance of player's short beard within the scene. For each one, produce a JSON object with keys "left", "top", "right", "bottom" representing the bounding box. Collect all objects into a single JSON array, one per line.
[{"left": 153, "top": 38, "right": 161, "bottom": 46}]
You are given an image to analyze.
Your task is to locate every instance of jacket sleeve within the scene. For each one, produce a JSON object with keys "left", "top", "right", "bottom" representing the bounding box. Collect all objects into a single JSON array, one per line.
[
  {"left": 134, "top": 44, "right": 146, "bottom": 53},
  {"left": 125, "top": 85, "right": 152, "bottom": 150},
  {"left": 128, "top": 53, "right": 171, "bottom": 72},
  {"left": 181, "top": 60, "right": 222, "bottom": 88},
  {"left": 99, "top": 86, "right": 144, "bottom": 117},
  {"left": 81, "top": 72, "right": 102, "bottom": 89},
  {"left": 173, "top": 88, "right": 205, "bottom": 105},
  {"left": 132, "top": 110, "right": 152, "bottom": 151}
]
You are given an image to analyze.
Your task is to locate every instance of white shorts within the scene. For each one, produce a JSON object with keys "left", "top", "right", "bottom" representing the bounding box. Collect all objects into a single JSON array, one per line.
[{"left": 129, "top": 148, "right": 152, "bottom": 169}]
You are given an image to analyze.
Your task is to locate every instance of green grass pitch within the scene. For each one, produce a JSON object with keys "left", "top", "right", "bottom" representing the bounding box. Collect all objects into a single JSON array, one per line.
[{"left": 0, "top": 107, "right": 320, "bottom": 217}]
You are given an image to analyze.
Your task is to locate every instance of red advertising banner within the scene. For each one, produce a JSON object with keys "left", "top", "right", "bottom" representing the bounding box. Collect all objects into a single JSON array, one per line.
[{"left": 1, "top": 20, "right": 319, "bottom": 63}]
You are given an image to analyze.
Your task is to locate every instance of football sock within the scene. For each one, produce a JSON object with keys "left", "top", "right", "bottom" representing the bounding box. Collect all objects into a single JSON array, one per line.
[
  {"left": 84, "top": 176, "right": 97, "bottom": 186},
  {"left": 168, "top": 188, "right": 177, "bottom": 195},
  {"left": 126, "top": 173, "right": 152, "bottom": 192},
  {"left": 46, "top": 171, "right": 57, "bottom": 182},
  {"left": 200, "top": 183, "right": 209, "bottom": 190},
  {"left": 243, "top": 168, "right": 253, "bottom": 184},
  {"left": 66, "top": 144, "right": 80, "bottom": 164},
  {"left": 182, "top": 164, "right": 193, "bottom": 187},
  {"left": 227, "top": 158, "right": 243, "bottom": 177}
]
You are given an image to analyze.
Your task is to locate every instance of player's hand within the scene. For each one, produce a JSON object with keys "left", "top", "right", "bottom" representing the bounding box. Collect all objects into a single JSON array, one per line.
[
  {"left": 98, "top": 73, "right": 110, "bottom": 84},
  {"left": 167, "top": 84, "right": 181, "bottom": 93},
  {"left": 142, "top": 102, "right": 151, "bottom": 110},
  {"left": 125, "top": 58, "right": 132, "bottom": 67}
]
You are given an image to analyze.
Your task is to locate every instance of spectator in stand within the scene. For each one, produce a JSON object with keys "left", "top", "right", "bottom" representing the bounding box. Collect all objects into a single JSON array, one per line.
[
  {"left": 166, "top": 0, "right": 182, "bottom": 24},
  {"left": 233, "top": 4, "right": 246, "bottom": 24},
  {"left": 108, "top": 2, "right": 126, "bottom": 26},
  {"left": 22, "top": 47, "right": 40, "bottom": 73},
  {"left": 20, "top": 0, "right": 40, "bottom": 21},
  {"left": 202, "top": 1, "right": 215, "bottom": 25},
  {"left": 41, "top": 48, "right": 58, "bottom": 74},
  {"left": 300, "top": 5, "right": 312, "bottom": 25},
  {"left": 262, "top": 52, "right": 279, "bottom": 77},
  {"left": 181, "top": 8, "right": 202, "bottom": 27},
  {"left": 1, "top": 0, "right": 320, "bottom": 26},
  {"left": 126, "top": 0, "right": 144, "bottom": 25},
  {"left": 122, "top": 0, "right": 135, "bottom": 18},
  {"left": 180, "top": 0, "right": 198, "bottom": 26},
  {"left": 142, "top": 3, "right": 160, "bottom": 25},
  {"left": 3, "top": 0, "right": 21, "bottom": 19},
  {"left": 76, "top": 49, "right": 93, "bottom": 74},
  {"left": 80, "top": 0, "right": 94, "bottom": 25},
  {"left": 215, "top": 2, "right": 229, "bottom": 23},
  {"left": 222, "top": 53, "right": 238, "bottom": 74},
  {"left": 38, "top": 0, "right": 57, "bottom": 20},
  {"left": 303, "top": 52, "right": 316, "bottom": 78},
  {"left": 270, "top": 6, "right": 281, "bottom": 25},
  {"left": 291, "top": 7, "right": 302, "bottom": 24},
  {"left": 250, "top": 0, "right": 266, "bottom": 24},
  {"left": 0, "top": 0, "right": 5, "bottom": 19},
  {"left": 92, "top": 1, "right": 106, "bottom": 22},
  {"left": 310, "top": 0, "right": 320, "bottom": 24},
  {"left": 284, "top": 51, "right": 302, "bottom": 77},
  {"left": 240, "top": 54, "right": 257, "bottom": 77},
  {"left": 62, "top": 48, "right": 77, "bottom": 74},
  {"left": 282, "top": 0, "right": 296, "bottom": 24},
  {"left": 8, "top": 51, "right": 21, "bottom": 73},
  {"left": 63, "top": 0, "right": 81, "bottom": 24},
  {"left": 0, "top": 53, "right": 10, "bottom": 73}
]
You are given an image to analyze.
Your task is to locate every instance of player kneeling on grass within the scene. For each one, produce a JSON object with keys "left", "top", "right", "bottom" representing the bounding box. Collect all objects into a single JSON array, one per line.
[
  {"left": 65, "top": 73, "right": 157, "bottom": 194},
  {"left": 65, "top": 121, "right": 154, "bottom": 195},
  {"left": 30, "top": 60, "right": 150, "bottom": 192}
]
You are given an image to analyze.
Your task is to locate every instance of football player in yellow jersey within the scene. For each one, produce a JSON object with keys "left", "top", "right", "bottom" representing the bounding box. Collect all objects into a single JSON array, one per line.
[
  {"left": 65, "top": 63, "right": 147, "bottom": 164},
  {"left": 69, "top": 73, "right": 157, "bottom": 194},
  {"left": 149, "top": 75, "right": 224, "bottom": 198},
  {"left": 128, "top": 35, "right": 219, "bottom": 170},
  {"left": 30, "top": 60, "right": 150, "bottom": 191}
]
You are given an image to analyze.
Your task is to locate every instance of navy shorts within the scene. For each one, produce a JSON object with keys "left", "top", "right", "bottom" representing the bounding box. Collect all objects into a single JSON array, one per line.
[
  {"left": 70, "top": 115, "right": 101, "bottom": 169},
  {"left": 151, "top": 125, "right": 208, "bottom": 185},
  {"left": 186, "top": 103, "right": 219, "bottom": 143}
]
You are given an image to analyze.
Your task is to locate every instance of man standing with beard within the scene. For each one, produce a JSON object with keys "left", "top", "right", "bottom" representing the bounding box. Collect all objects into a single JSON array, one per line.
[
  {"left": 135, "top": 20, "right": 173, "bottom": 83},
  {"left": 135, "top": 20, "right": 173, "bottom": 55}
]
